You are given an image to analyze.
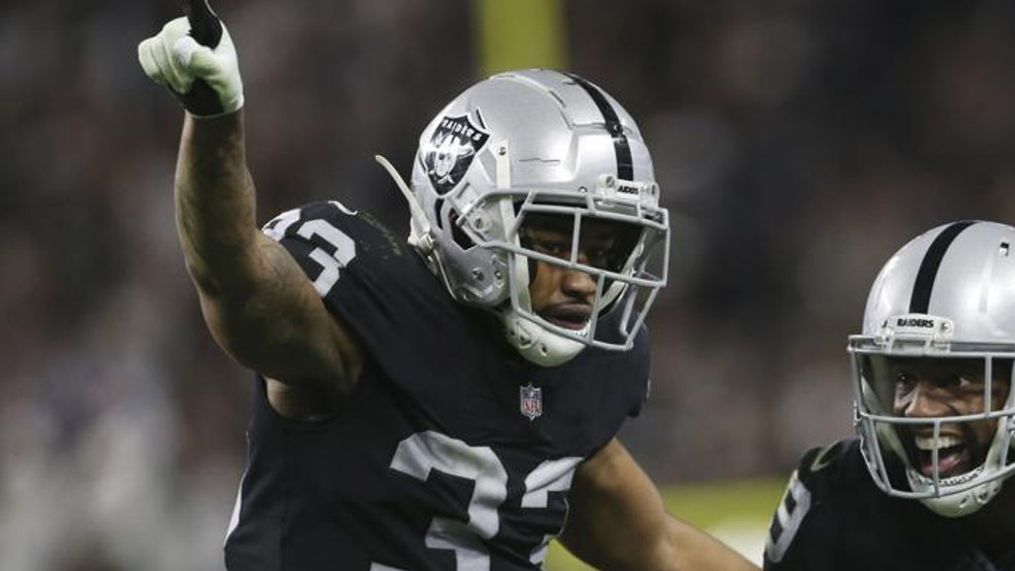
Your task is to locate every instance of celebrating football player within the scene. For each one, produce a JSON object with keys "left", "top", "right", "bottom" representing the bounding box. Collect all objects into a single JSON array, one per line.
[
  {"left": 765, "top": 222, "right": 1015, "bottom": 570},
  {"left": 138, "top": 4, "right": 756, "bottom": 570}
]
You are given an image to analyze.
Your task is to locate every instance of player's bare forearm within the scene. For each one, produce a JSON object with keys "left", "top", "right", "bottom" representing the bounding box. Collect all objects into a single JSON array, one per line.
[
  {"left": 562, "top": 440, "right": 757, "bottom": 571},
  {"left": 663, "top": 516, "right": 758, "bottom": 571},
  {"left": 175, "top": 111, "right": 259, "bottom": 294}
]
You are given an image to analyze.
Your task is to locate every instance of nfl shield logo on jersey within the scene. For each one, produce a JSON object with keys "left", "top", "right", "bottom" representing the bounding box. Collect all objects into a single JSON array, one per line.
[
  {"left": 519, "top": 383, "right": 543, "bottom": 421},
  {"left": 423, "top": 114, "right": 490, "bottom": 195}
]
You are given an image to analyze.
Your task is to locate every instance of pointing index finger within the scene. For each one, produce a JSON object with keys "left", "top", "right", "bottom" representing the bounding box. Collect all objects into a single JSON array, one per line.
[{"left": 181, "top": 0, "right": 223, "bottom": 48}]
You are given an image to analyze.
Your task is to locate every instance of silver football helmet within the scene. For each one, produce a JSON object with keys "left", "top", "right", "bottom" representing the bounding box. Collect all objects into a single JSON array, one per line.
[
  {"left": 850, "top": 221, "right": 1015, "bottom": 517},
  {"left": 376, "top": 69, "right": 669, "bottom": 366}
]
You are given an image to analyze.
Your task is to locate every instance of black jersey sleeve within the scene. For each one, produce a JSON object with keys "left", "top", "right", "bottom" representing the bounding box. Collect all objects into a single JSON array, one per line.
[
  {"left": 764, "top": 438, "right": 1012, "bottom": 571},
  {"left": 260, "top": 200, "right": 477, "bottom": 390},
  {"left": 764, "top": 439, "right": 856, "bottom": 570},
  {"left": 262, "top": 201, "right": 419, "bottom": 354},
  {"left": 261, "top": 200, "right": 405, "bottom": 311}
]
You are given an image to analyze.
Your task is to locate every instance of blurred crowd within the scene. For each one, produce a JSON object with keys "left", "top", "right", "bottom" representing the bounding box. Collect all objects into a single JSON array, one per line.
[{"left": 2, "top": 0, "right": 1015, "bottom": 568}]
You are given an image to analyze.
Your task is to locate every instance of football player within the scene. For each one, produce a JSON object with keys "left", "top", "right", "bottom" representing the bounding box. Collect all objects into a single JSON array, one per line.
[
  {"left": 138, "top": 5, "right": 757, "bottom": 570},
  {"left": 765, "top": 222, "right": 1015, "bottom": 570}
]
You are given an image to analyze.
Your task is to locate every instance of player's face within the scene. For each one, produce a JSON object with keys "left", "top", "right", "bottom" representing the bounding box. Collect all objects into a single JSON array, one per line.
[
  {"left": 886, "top": 357, "right": 1011, "bottom": 479},
  {"left": 521, "top": 215, "right": 639, "bottom": 330}
]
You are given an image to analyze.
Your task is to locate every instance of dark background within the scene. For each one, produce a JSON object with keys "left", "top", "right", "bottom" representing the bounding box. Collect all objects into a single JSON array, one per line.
[{"left": 3, "top": 0, "right": 1015, "bottom": 568}]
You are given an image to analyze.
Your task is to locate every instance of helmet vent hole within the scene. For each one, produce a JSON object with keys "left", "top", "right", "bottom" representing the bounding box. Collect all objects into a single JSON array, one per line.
[
  {"left": 434, "top": 198, "right": 445, "bottom": 230},
  {"left": 448, "top": 210, "right": 475, "bottom": 250},
  {"left": 1000, "top": 242, "right": 1010, "bottom": 257}
]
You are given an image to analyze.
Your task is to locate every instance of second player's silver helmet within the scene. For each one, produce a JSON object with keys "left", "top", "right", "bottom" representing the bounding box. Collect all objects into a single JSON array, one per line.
[
  {"left": 377, "top": 69, "right": 669, "bottom": 366},
  {"left": 850, "top": 221, "right": 1015, "bottom": 517}
]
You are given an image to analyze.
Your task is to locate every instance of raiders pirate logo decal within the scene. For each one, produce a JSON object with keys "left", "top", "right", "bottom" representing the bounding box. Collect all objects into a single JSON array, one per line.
[{"left": 423, "top": 113, "right": 490, "bottom": 195}]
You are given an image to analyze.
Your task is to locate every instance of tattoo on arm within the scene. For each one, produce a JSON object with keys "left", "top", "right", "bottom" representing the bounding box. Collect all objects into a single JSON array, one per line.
[{"left": 173, "top": 111, "right": 361, "bottom": 394}]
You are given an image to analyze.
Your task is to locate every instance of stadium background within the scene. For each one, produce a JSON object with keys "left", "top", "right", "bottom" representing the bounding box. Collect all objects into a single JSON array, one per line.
[{"left": 2, "top": 0, "right": 1014, "bottom": 568}]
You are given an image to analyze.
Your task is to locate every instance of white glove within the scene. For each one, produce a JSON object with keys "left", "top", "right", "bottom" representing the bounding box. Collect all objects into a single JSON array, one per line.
[{"left": 138, "top": 17, "right": 244, "bottom": 117}]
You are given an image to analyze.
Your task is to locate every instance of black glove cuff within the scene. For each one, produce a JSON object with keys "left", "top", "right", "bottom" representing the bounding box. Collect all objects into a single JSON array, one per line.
[{"left": 171, "top": 78, "right": 225, "bottom": 117}]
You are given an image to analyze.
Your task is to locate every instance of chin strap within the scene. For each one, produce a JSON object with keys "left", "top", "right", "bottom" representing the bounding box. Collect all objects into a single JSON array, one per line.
[
  {"left": 375, "top": 154, "right": 460, "bottom": 296},
  {"left": 374, "top": 155, "right": 435, "bottom": 254}
]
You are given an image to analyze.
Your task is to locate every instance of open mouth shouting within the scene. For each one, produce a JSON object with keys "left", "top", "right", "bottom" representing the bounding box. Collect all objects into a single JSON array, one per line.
[{"left": 912, "top": 433, "right": 973, "bottom": 479}]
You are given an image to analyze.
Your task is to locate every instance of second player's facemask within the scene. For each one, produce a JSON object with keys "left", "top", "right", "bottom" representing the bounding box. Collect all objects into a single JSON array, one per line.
[
  {"left": 850, "top": 220, "right": 1015, "bottom": 517},
  {"left": 850, "top": 315, "right": 1015, "bottom": 518}
]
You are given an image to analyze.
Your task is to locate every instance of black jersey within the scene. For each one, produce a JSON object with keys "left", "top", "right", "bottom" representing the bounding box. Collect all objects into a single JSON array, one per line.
[
  {"left": 764, "top": 438, "right": 1015, "bottom": 571},
  {"left": 223, "top": 201, "right": 651, "bottom": 570}
]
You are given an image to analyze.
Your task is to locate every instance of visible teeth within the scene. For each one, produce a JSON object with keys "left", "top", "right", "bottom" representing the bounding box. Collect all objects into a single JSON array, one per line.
[{"left": 914, "top": 435, "right": 963, "bottom": 451}]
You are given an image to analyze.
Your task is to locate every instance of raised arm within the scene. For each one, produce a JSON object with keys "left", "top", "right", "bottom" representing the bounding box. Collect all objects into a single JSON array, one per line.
[
  {"left": 561, "top": 439, "right": 758, "bottom": 571},
  {"left": 139, "top": 11, "right": 362, "bottom": 416},
  {"left": 179, "top": 114, "right": 362, "bottom": 405}
]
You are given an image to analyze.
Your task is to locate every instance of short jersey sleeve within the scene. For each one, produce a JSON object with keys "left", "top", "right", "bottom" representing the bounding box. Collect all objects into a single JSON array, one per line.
[
  {"left": 260, "top": 200, "right": 465, "bottom": 383},
  {"left": 262, "top": 200, "right": 375, "bottom": 304},
  {"left": 764, "top": 439, "right": 855, "bottom": 570}
]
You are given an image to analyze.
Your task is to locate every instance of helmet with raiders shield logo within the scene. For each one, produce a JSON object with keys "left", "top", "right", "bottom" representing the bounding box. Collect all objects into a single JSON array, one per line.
[
  {"left": 850, "top": 221, "right": 1015, "bottom": 517},
  {"left": 376, "top": 69, "right": 669, "bottom": 366}
]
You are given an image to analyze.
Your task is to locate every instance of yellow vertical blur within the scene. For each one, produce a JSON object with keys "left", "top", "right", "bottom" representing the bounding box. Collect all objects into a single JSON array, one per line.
[{"left": 474, "top": 0, "right": 568, "bottom": 77}]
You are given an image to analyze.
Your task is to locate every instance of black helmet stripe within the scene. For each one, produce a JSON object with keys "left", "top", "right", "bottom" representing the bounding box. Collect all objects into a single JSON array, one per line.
[
  {"left": 909, "top": 221, "right": 977, "bottom": 313},
  {"left": 564, "top": 73, "right": 634, "bottom": 181}
]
